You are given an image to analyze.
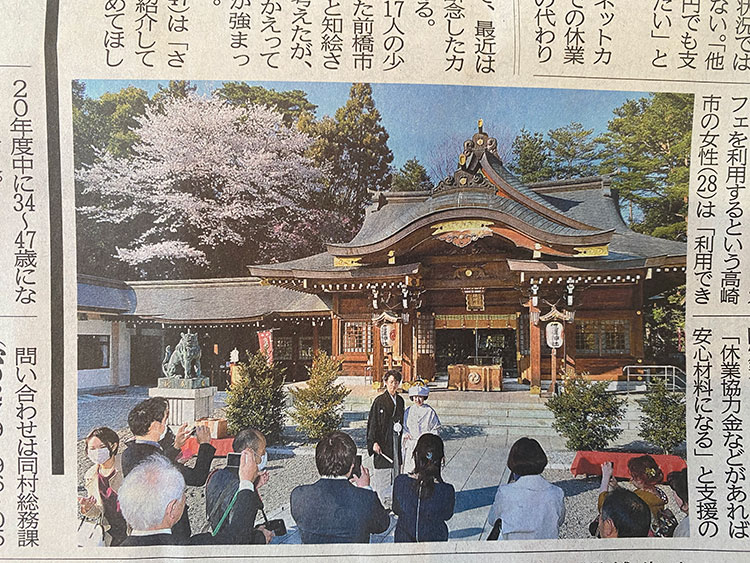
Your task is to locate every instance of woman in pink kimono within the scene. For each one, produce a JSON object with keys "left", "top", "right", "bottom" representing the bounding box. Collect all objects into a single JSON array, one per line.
[{"left": 402, "top": 383, "right": 441, "bottom": 474}]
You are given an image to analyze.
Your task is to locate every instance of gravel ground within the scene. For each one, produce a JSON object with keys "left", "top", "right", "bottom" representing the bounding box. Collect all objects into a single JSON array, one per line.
[
  {"left": 546, "top": 468, "right": 688, "bottom": 539},
  {"left": 78, "top": 388, "right": 687, "bottom": 541}
]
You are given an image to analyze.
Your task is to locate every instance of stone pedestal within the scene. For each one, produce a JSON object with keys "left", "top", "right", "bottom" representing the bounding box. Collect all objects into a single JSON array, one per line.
[{"left": 148, "top": 386, "right": 217, "bottom": 426}]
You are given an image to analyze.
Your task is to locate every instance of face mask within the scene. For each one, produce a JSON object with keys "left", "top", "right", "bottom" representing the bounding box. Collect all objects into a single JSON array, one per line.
[
  {"left": 159, "top": 422, "right": 168, "bottom": 442},
  {"left": 88, "top": 447, "right": 111, "bottom": 465},
  {"left": 258, "top": 452, "right": 268, "bottom": 471}
]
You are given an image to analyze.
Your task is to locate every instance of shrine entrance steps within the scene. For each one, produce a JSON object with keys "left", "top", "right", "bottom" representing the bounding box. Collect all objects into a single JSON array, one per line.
[{"left": 340, "top": 385, "right": 643, "bottom": 451}]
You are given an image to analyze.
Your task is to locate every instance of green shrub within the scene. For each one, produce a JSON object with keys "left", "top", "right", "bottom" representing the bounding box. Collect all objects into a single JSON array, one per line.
[
  {"left": 546, "top": 374, "right": 625, "bottom": 451},
  {"left": 225, "top": 351, "right": 286, "bottom": 444},
  {"left": 289, "top": 352, "right": 351, "bottom": 441},
  {"left": 637, "top": 379, "right": 686, "bottom": 454}
]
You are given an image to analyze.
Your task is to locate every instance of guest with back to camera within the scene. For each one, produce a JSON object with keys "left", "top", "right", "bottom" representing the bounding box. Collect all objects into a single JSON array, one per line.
[
  {"left": 487, "top": 437, "right": 565, "bottom": 540},
  {"left": 392, "top": 433, "right": 455, "bottom": 542}
]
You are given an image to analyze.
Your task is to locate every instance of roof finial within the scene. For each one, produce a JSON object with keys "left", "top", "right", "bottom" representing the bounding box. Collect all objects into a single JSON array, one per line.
[{"left": 478, "top": 119, "right": 484, "bottom": 134}]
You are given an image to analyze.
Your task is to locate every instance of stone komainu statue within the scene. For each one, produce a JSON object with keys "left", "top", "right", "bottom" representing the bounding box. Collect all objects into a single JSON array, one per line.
[{"left": 162, "top": 332, "right": 202, "bottom": 379}]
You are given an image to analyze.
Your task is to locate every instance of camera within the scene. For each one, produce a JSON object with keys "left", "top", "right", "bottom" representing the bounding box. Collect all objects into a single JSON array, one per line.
[
  {"left": 260, "top": 518, "right": 287, "bottom": 537},
  {"left": 226, "top": 452, "right": 241, "bottom": 469},
  {"left": 352, "top": 454, "right": 362, "bottom": 478}
]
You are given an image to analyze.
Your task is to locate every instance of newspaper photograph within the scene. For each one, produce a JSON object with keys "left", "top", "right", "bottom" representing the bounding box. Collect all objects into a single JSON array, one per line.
[{"left": 0, "top": 0, "right": 748, "bottom": 561}]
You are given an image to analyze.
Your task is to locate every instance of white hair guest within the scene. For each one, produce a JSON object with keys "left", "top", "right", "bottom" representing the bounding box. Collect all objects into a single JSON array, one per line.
[
  {"left": 118, "top": 455, "right": 187, "bottom": 544},
  {"left": 118, "top": 453, "right": 263, "bottom": 546}
]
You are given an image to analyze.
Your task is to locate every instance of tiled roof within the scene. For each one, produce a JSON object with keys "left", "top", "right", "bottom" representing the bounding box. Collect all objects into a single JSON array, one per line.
[
  {"left": 78, "top": 275, "right": 136, "bottom": 313},
  {"left": 127, "top": 278, "right": 331, "bottom": 322}
]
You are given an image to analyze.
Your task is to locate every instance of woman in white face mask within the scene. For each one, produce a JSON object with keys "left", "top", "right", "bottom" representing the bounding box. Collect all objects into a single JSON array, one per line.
[{"left": 79, "top": 427, "right": 128, "bottom": 546}]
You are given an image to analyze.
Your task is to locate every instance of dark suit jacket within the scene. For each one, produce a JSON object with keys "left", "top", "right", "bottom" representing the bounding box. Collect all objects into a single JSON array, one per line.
[
  {"left": 121, "top": 436, "right": 216, "bottom": 539},
  {"left": 120, "top": 489, "right": 261, "bottom": 546},
  {"left": 205, "top": 466, "right": 267, "bottom": 544},
  {"left": 291, "top": 478, "right": 390, "bottom": 543},
  {"left": 366, "top": 391, "right": 404, "bottom": 469}
]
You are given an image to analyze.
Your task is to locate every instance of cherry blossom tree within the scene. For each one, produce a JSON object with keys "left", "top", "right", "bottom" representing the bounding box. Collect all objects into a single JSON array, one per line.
[{"left": 77, "top": 95, "right": 323, "bottom": 278}]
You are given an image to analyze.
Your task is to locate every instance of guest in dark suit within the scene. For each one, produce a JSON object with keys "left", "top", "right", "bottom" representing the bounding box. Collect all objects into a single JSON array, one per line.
[
  {"left": 393, "top": 433, "right": 455, "bottom": 542},
  {"left": 366, "top": 369, "right": 405, "bottom": 509},
  {"left": 119, "top": 453, "right": 260, "bottom": 546},
  {"left": 205, "top": 427, "right": 272, "bottom": 544},
  {"left": 291, "top": 431, "right": 390, "bottom": 543},
  {"left": 121, "top": 397, "right": 216, "bottom": 539}
]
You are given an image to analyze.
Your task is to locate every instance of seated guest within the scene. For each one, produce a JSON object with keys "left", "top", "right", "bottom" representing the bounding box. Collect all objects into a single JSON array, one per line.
[
  {"left": 206, "top": 428, "right": 272, "bottom": 544},
  {"left": 487, "top": 437, "right": 565, "bottom": 540},
  {"left": 122, "top": 397, "right": 216, "bottom": 539},
  {"left": 667, "top": 468, "right": 689, "bottom": 537},
  {"left": 291, "top": 431, "right": 390, "bottom": 543},
  {"left": 79, "top": 427, "right": 128, "bottom": 546},
  {"left": 119, "top": 454, "right": 261, "bottom": 545},
  {"left": 598, "top": 488, "right": 652, "bottom": 538},
  {"left": 598, "top": 456, "right": 677, "bottom": 537},
  {"left": 393, "top": 433, "right": 454, "bottom": 542}
]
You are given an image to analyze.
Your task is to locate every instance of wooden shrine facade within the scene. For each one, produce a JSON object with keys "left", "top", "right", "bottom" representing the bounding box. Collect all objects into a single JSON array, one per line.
[{"left": 250, "top": 123, "right": 686, "bottom": 393}]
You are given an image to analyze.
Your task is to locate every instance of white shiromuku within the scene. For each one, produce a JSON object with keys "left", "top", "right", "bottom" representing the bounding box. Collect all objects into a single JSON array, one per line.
[{"left": 401, "top": 403, "right": 441, "bottom": 474}]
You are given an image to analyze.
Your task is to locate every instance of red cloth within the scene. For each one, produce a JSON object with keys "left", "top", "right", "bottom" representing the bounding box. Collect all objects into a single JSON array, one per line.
[
  {"left": 570, "top": 451, "right": 686, "bottom": 483},
  {"left": 181, "top": 436, "right": 235, "bottom": 458}
]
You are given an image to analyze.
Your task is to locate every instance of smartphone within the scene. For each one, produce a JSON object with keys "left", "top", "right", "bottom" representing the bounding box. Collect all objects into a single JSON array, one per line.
[
  {"left": 352, "top": 454, "right": 362, "bottom": 478},
  {"left": 227, "top": 452, "right": 241, "bottom": 469}
]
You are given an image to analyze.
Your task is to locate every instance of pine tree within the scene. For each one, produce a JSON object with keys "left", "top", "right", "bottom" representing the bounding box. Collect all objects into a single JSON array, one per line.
[
  {"left": 509, "top": 128, "right": 553, "bottom": 183},
  {"left": 547, "top": 122, "right": 600, "bottom": 178},
  {"left": 599, "top": 92, "right": 692, "bottom": 240},
  {"left": 289, "top": 352, "right": 351, "bottom": 441},
  {"left": 391, "top": 158, "right": 434, "bottom": 191}
]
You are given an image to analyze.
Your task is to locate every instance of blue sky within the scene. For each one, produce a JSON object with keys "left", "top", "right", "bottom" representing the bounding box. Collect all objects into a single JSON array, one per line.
[{"left": 80, "top": 79, "right": 648, "bottom": 172}]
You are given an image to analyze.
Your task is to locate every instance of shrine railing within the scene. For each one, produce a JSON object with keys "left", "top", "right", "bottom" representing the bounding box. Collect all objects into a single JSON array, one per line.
[{"left": 622, "top": 365, "right": 687, "bottom": 394}]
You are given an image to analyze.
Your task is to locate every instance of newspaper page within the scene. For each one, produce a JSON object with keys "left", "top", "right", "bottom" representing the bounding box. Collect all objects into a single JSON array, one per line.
[{"left": 0, "top": 0, "right": 748, "bottom": 561}]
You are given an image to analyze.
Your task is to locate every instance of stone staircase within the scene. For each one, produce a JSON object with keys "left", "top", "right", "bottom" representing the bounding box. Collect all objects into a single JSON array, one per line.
[{"left": 339, "top": 387, "right": 644, "bottom": 446}]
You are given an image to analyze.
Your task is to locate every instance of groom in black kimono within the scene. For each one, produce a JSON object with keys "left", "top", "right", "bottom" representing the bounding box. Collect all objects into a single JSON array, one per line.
[{"left": 366, "top": 369, "right": 405, "bottom": 510}]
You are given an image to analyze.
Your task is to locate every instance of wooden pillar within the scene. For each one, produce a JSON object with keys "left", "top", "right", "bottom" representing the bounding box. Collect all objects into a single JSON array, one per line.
[
  {"left": 564, "top": 320, "right": 576, "bottom": 375},
  {"left": 529, "top": 303, "right": 541, "bottom": 395},
  {"left": 401, "top": 314, "right": 413, "bottom": 382},
  {"left": 373, "top": 322, "right": 384, "bottom": 383},
  {"left": 633, "top": 280, "right": 645, "bottom": 362},
  {"left": 111, "top": 321, "right": 120, "bottom": 387},
  {"left": 331, "top": 296, "right": 341, "bottom": 358}
]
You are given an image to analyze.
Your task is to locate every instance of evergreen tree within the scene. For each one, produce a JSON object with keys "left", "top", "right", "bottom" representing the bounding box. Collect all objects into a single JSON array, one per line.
[
  {"left": 509, "top": 128, "right": 553, "bottom": 183},
  {"left": 599, "top": 93, "right": 692, "bottom": 240},
  {"left": 547, "top": 122, "right": 600, "bottom": 178},
  {"left": 289, "top": 352, "right": 351, "bottom": 440},
  {"left": 300, "top": 83, "right": 393, "bottom": 239},
  {"left": 215, "top": 82, "right": 317, "bottom": 125},
  {"left": 546, "top": 374, "right": 625, "bottom": 451},
  {"left": 72, "top": 82, "right": 151, "bottom": 168},
  {"left": 391, "top": 158, "right": 434, "bottom": 191},
  {"left": 637, "top": 379, "right": 686, "bottom": 454},
  {"left": 225, "top": 352, "right": 286, "bottom": 444},
  {"left": 151, "top": 80, "right": 197, "bottom": 110}
]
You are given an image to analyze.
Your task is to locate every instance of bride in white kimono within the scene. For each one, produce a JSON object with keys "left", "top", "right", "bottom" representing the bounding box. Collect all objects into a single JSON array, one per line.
[{"left": 401, "top": 383, "right": 441, "bottom": 474}]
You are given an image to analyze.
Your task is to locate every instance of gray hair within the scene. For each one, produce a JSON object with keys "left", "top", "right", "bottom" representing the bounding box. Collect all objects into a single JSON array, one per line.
[{"left": 118, "top": 455, "right": 185, "bottom": 531}]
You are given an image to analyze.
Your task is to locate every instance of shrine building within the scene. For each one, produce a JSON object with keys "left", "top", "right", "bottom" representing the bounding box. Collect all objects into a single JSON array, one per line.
[
  {"left": 248, "top": 123, "right": 686, "bottom": 394},
  {"left": 77, "top": 124, "right": 686, "bottom": 394}
]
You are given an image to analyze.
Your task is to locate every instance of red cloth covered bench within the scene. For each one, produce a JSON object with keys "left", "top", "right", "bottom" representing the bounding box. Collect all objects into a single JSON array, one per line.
[
  {"left": 180, "top": 436, "right": 235, "bottom": 459},
  {"left": 570, "top": 451, "right": 686, "bottom": 483}
]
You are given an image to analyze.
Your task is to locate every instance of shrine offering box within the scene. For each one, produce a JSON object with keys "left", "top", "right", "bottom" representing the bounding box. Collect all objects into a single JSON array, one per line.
[{"left": 196, "top": 417, "right": 228, "bottom": 439}]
